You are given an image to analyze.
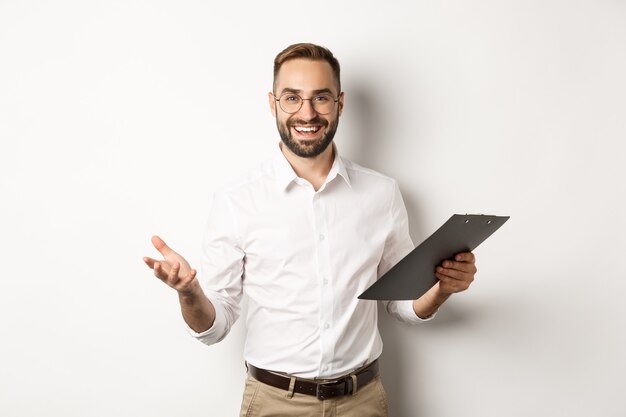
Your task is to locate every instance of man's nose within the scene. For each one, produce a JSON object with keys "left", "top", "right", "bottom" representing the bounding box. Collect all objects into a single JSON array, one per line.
[{"left": 296, "top": 99, "right": 318, "bottom": 119}]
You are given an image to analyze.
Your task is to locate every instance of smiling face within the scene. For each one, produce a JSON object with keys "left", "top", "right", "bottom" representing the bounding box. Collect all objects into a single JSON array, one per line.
[{"left": 270, "top": 58, "right": 344, "bottom": 158}]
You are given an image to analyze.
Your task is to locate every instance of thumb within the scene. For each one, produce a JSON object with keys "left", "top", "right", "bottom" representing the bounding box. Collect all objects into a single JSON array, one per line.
[{"left": 151, "top": 235, "right": 175, "bottom": 257}]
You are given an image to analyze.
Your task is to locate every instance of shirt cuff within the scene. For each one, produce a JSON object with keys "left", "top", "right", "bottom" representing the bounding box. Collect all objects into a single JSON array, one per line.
[
  {"left": 183, "top": 293, "right": 229, "bottom": 344},
  {"left": 397, "top": 299, "right": 437, "bottom": 324}
]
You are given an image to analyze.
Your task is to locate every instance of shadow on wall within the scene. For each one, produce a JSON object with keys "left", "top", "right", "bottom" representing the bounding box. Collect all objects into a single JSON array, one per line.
[
  {"left": 378, "top": 303, "right": 490, "bottom": 416},
  {"left": 345, "top": 82, "right": 386, "bottom": 172},
  {"left": 348, "top": 81, "right": 425, "bottom": 416},
  {"left": 349, "top": 80, "right": 483, "bottom": 415}
]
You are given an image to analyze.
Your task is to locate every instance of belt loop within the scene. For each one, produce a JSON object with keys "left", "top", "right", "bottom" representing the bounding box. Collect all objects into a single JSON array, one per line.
[
  {"left": 350, "top": 374, "right": 358, "bottom": 395},
  {"left": 285, "top": 376, "right": 296, "bottom": 399}
]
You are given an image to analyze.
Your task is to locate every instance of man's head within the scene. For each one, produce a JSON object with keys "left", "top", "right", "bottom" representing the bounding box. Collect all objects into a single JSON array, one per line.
[{"left": 270, "top": 43, "right": 344, "bottom": 158}]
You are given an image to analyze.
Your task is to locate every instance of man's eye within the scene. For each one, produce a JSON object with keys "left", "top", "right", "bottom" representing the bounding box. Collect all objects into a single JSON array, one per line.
[
  {"left": 283, "top": 95, "right": 300, "bottom": 102},
  {"left": 314, "top": 95, "right": 331, "bottom": 102}
]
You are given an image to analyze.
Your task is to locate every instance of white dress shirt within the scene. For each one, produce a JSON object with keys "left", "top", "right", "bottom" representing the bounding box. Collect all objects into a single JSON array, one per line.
[{"left": 187, "top": 143, "right": 433, "bottom": 379}]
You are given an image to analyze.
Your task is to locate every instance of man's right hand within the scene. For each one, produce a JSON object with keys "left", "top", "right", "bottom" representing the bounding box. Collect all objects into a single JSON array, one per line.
[{"left": 143, "top": 235, "right": 200, "bottom": 297}]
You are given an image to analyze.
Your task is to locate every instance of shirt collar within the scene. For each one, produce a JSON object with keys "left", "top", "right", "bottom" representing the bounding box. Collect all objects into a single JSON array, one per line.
[{"left": 273, "top": 142, "right": 352, "bottom": 192}]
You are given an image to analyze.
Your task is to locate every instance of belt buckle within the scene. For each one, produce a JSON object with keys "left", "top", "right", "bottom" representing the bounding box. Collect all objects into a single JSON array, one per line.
[
  {"left": 316, "top": 381, "right": 334, "bottom": 400},
  {"left": 316, "top": 377, "right": 352, "bottom": 400}
]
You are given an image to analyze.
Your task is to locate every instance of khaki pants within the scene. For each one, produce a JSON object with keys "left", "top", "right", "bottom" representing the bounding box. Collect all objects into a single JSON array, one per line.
[{"left": 239, "top": 374, "right": 389, "bottom": 417}]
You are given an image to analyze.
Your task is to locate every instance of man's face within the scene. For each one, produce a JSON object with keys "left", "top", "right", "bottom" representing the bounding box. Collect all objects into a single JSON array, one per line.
[{"left": 270, "top": 59, "right": 344, "bottom": 158}]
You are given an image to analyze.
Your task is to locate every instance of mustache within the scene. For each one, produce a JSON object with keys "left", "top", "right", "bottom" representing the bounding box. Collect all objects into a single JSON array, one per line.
[{"left": 287, "top": 117, "right": 328, "bottom": 127}]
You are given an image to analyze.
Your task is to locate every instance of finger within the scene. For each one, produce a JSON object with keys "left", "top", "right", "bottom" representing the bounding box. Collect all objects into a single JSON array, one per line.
[
  {"left": 437, "top": 275, "right": 471, "bottom": 293},
  {"left": 168, "top": 261, "right": 181, "bottom": 284},
  {"left": 440, "top": 260, "right": 477, "bottom": 274},
  {"left": 152, "top": 235, "right": 175, "bottom": 257},
  {"left": 153, "top": 262, "right": 171, "bottom": 281},
  {"left": 454, "top": 252, "right": 475, "bottom": 263},
  {"left": 179, "top": 268, "right": 197, "bottom": 288},
  {"left": 436, "top": 267, "right": 474, "bottom": 282},
  {"left": 143, "top": 257, "right": 158, "bottom": 269}
]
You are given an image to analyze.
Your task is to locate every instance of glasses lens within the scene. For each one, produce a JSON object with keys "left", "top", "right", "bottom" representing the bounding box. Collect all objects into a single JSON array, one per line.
[
  {"left": 279, "top": 94, "right": 302, "bottom": 113},
  {"left": 311, "top": 94, "right": 335, "bottom": 114}
]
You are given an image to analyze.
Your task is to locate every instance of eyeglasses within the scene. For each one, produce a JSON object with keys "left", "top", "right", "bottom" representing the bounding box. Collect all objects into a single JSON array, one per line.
[{"left": 274, "top": 93, "right": 339, "bottom": 115}]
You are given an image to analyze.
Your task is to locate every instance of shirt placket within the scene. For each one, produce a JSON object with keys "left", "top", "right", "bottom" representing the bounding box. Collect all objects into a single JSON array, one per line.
[{"left": 312, "top": 191, "right": 335, "bottom": 377}]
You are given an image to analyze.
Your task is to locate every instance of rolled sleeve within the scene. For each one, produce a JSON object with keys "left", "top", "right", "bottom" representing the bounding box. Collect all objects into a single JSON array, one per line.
[
  {"left": 384, "top": 299, "right": 437, "bottom": 323},
  {"left": 187, "top": 191, "right": 245, "bottom": 345},
  {"left": 184, "top": 291, "right": 231, "bottom": 343},
  {"left": 378, "top": 180, "right": 437, "bottom": 324}
]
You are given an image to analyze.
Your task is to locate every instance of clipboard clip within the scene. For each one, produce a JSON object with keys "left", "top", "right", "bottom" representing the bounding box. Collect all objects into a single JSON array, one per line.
[{"left": 463, "top": 214, "right": 494, "bottom": 225}]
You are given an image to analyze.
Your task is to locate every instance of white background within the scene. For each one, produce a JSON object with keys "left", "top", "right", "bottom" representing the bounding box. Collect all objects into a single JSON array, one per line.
[{"left": 1, "top": 1, "right": 625, "bottom": 416}]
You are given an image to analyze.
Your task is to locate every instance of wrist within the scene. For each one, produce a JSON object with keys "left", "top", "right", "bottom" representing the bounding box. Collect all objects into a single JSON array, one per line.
[
  {"left": 178, "top": 279, "right": 203, "bottom": 300},
  {"left": 413, "top": 284, "right": 451, "bottom": 318},
  {"left": 430, "top": 285, "right": 452, "bottom": 303}
]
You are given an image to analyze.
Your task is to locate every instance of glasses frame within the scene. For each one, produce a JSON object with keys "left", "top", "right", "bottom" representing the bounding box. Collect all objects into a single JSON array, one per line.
[{"left": 273, "top": 92, "right": 340, "bottom": 115}]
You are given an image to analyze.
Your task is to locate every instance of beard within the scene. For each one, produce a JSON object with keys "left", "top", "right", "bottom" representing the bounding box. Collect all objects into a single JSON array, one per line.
[{"left": 277, "top": 113, "right": 339, "bottom": 158}]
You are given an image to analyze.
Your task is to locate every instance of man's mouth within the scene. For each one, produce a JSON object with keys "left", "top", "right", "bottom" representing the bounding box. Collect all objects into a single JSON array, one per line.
[{"left": 292, "top": 125, "right": 323, "bottom": 139}]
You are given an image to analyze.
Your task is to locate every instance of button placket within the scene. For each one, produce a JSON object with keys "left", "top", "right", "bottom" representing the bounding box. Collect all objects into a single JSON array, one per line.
[{"left": 313, "top": 192, "right": 334, "bottom": 376}]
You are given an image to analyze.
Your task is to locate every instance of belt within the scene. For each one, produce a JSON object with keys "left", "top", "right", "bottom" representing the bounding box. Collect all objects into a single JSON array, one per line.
[{"left": 247, "top": 360, "right": 379, "bottom": 400}]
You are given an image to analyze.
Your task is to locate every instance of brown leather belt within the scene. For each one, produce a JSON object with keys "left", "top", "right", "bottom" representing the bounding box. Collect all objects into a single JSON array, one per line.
[{"left": 247, "top": 360, "right": 379, "bottom": 400}]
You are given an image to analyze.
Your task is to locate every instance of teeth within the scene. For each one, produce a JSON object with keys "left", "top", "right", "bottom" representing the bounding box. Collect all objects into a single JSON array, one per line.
[{"left": 294, "top": 126, "right": 320, "bottom": 133}]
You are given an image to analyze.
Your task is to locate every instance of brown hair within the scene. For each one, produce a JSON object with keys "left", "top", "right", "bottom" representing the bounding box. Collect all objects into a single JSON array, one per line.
[{"left": 273, "top": 43, "right": 341, "bottom": 93}]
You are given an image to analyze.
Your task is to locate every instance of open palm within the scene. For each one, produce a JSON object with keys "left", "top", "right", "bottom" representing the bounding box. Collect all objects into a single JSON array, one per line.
[{"left": 143, "top": 235, "right": 198, "bottom": 296}]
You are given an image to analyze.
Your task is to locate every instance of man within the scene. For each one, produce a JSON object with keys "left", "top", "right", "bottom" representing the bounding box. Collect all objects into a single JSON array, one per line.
[{"left": 143, "top": 43, "right": 477, "bottom": 416}]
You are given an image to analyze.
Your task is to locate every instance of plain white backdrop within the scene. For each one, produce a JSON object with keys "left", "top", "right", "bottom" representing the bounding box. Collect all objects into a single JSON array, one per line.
[{"left": 1, "top": 1, "right": 625, "bottom": 416}]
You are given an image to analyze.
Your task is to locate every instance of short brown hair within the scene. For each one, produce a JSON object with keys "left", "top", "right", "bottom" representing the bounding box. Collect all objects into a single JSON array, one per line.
[{"left": 273, "top": 43, "right": 341, "bottom": 93}]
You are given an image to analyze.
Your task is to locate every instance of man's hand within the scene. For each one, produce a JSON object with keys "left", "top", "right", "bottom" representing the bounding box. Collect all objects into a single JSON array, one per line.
[
  {"left": 435, "top": 252, "right": 477, "bottom": 295},
  {"left": 143, "top": 235, "right": 199, "bottom": 297},
  {"left": 413, "top": 252, "right": 477, "bottom": 319}
]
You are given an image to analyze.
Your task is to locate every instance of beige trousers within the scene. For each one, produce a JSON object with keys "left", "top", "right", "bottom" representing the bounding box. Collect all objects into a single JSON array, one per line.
[{"left": 239, "top": 374, "right": 389, "bottom": 417}]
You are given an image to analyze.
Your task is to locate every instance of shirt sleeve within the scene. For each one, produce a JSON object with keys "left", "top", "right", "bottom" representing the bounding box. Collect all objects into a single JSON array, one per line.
[
  {"left": 378, "top": 180, "right": 436, "bottom": 324},
  {"left": 184, "top": 190, "right": 245, "bottom": 344}
]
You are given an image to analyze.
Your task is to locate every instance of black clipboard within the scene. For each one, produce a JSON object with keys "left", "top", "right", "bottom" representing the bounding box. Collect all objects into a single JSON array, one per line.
[{"left": 358, "top": 214, "right": 509, "bottom": 300}]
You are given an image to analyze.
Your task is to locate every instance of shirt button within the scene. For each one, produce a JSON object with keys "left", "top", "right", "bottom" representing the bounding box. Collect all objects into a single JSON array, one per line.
[
  {"left": 323, "top": 278, "right": 329, "bottom": 285},
  {"left": 324, "top": 323, "right": 330, "bottom": 329},
  {"left": 319, "top": 234, "right": 325, "bottom": 241}
]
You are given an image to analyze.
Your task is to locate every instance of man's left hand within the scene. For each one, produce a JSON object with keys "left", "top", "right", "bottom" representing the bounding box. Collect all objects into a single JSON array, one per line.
[{"left": 435, "top": 252, "right": 477, "bottom": 295}]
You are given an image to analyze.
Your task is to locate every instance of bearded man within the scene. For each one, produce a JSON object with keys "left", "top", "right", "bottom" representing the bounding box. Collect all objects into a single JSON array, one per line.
[{"left": 143, "top": 43, "right": 477, "bottom": 417}]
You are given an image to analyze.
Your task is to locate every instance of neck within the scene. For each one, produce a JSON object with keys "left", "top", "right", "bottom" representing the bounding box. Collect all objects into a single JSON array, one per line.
[{"left": 280, "top": 142, "right": 335, "bottom": 191}]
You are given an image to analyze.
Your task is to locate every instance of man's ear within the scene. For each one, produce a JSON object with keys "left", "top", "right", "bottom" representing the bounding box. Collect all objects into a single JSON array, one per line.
[
  {"left": 338, "top": 92, "right": 345, "bottom": 117},
  {"left": 269, "top": 92, "right": 277, "bottom": 117}
]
